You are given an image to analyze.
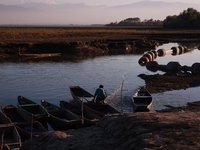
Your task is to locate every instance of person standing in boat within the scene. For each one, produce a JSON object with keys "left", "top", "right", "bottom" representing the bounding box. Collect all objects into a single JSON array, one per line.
[{"left": 93, "top": 85, "right": 107, "bottom": 104}]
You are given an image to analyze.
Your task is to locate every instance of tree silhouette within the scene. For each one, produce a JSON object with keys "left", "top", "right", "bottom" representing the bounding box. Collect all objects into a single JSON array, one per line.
[{"left": 163, "top": 8, "right": 200, "bottom": 29}]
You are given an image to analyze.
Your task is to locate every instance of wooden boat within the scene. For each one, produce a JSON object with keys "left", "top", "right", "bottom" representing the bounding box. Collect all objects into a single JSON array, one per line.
[
  {"left": 60, "top": 100, "right": 99, "bottom": 126},
  {"left": 18, "top": 50, "right": 62, "bottom": 58},
  {"left": 17, "top": 96, "right": 49, "bottom": 129},
  {"left": 0, "top": 111, "right": 21, "bottom": 149},
  {"left": 2, "top": 104, "right": 35, "bottom": 123},
  {"left": 132, "top": 86, "right": 153, "bottom": 112},
  {"left": 41, "top": 100, "right": 82, "bottom": 130},
  {"left": 69, "top": 86, "right": 120, "bottom": 117},
  {"left": 1, "top": 104, "right": 47, "bottom": 141},
  {"left": 69, "top": 86, "right": 94, "bottom": 104}
]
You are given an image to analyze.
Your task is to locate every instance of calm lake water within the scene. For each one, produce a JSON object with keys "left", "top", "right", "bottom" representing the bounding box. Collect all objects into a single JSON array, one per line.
[{"left": 1, "top": 42, "right": 200, "bottom": 113}]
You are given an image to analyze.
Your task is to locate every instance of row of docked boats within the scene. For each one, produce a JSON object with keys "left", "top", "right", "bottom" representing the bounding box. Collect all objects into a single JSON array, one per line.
[{"left": 0, "top": 85, "right": 152, "bottom": 149}]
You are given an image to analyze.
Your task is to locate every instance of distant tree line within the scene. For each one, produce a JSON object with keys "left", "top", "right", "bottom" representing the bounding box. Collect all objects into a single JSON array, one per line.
[
  {"left": 106, "top": 8, "right": 200, "bottom": 29},
  {"left": 106, "top": 17, "right": 163, "bottom": 26},
  {"left": 163, "top": 8, "right": 200, "bottom": 29}
]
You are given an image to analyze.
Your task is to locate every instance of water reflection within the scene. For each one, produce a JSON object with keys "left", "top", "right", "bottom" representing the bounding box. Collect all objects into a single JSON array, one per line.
[{"left": 152, "top": 87, "right": 200, "bottom": 111}]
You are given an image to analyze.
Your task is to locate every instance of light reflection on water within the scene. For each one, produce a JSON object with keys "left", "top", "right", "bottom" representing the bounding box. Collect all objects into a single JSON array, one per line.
[
  {"left": 152, "top": 87, "right": 200, "bottom": 111},
  {"left": 0, "top": 42, "right": 200, "bottom": 113}
]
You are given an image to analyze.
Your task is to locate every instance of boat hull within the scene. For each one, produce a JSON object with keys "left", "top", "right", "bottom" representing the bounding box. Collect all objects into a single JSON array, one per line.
[
  {"left": 0, "top": 111, "right": 21, "bottom": 149},
  {"left": 17, "top": 96, "right": 49, "bottom": 129},
  {"left": 41, "top": 100, "right": 82, "bottom": 130},
  {"left": 60, "top": 100, "right": 99, "bottom": 126},
  {"left": 69, "top": 86, "right": 120, "bottom": 116},
  {"left": 1, "top": 104, "right": 47, "bottom": 141},
  {"left": 132, "top": 86, "right": 153, "bottom": 112}
]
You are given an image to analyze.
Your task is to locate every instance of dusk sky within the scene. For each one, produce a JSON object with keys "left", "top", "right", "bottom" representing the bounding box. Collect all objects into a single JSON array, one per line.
[{"left": 1, "top": 0, "right": 200, "bottom": 5}]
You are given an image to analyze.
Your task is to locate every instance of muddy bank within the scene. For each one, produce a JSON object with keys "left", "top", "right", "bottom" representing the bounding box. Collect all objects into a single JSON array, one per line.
[
  {"left": 21, "top": 102, "right": 200, "bottom": 150},
  {"left": 1, "top": 27, "right": 200, "bottom": 62},
  {"left": 138, "top": 73, "right": 200, "bottom": 93},
  {"left": 0, "top": 39, "right": 159, "bottom": 62}
]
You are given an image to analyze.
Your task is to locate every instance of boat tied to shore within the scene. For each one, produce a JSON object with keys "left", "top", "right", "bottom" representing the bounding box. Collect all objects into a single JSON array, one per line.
[
  {"left": 132, "top": 86, "right": 153, "bottom": 112},
  {"left": 41, "top": 100, "right": 82, "bottom": 130},
  {"left": 60, "top": 100, "right": 99, "bottom": 126},
  {"left": 0, "top": 111, "right": 21, "bottom": 149},
  {"left": 69, "top": 86, "right": 120, "bottom": 117},
  {"left": 17, "top": 96, "right": 50, "bottom": 129},
  {"left": 1, "top": 104, "right": 47, "bottom": 141}
]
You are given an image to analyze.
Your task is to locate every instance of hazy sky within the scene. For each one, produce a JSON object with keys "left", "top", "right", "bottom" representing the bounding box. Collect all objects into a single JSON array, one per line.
[
  {"left": 1, "top": 0, "right": 200, "bottom": 6},
  {"left": 1, "top": 0, "right": 200, "bottom": 25}
]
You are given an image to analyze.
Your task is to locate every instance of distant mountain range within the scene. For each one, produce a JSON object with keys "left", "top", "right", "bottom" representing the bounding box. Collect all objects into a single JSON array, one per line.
[{"left": 1, "top": 1, "right": 200, "bottom": 25}]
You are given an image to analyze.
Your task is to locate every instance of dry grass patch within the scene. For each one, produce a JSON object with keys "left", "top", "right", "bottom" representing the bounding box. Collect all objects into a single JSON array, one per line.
[{"left": 1, "top": 27, "right": 200, "bottom": 43}]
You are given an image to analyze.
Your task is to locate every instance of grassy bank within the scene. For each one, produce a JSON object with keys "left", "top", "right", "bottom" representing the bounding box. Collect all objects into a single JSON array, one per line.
[{"left": 1, "top": 26, "right": 200, "bottom": 43}]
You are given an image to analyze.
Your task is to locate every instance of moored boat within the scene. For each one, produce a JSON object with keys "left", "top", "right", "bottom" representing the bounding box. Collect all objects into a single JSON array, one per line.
[
  {"left": 17, "top": 96, "right": 49, "bottom": 129},
  {"left": 41, "top": 100, "right": 82, "bottom": 130},
  {"left": 0, "top": 111, "right": 21, "bottom": 149},
  {"left": 69, "top": 86, "right": 94, "bottom": 104},
  {"left": 1, "top": 104, "right": 47, "bottom": 141},
  {"left": 69, "top": 86, "right": 120, "bottom": 117},
  {"left": 18, "top": 52, "right": 61, "bottom": 58},
  {"left": 60, "top": 100, "right": 99, "bottom": 126},
  {"left": 132, "top": 86, "right": 153, "bottom": 112}
]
